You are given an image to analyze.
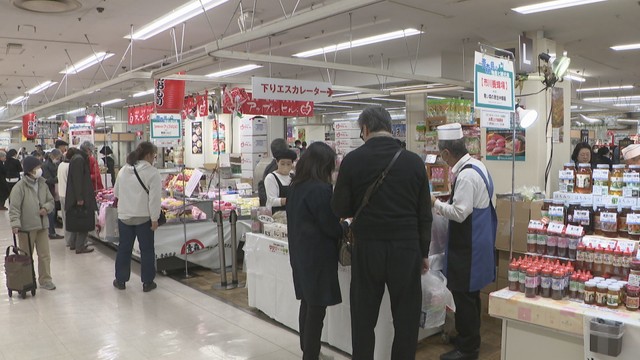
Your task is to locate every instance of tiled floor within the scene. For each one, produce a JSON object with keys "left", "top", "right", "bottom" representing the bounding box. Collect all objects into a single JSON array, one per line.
[{"left": 0, "top": 208, "right": 503, "bottom": 359}]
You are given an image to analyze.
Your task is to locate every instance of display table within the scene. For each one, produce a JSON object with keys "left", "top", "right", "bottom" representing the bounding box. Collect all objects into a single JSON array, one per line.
[
  {"left": 489, "top": 288, "right": 640, "bottom": 360},
  {"left": 244, "top": 233, "right": 439, "bottom": 358}
]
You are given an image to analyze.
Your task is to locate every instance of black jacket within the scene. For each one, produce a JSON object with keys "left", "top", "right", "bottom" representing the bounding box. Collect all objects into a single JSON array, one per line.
[
  {"left": 332, "top": 136, "right": 432, "bottom": 257},
  {"left": 65, "top": 152, "right": 97, "bottom": 212},
  {"left": 4, "top": 157, "right": 22, "bottom": 179},
  {"left": 42, "top": 159, "right": 59, "bottom": 196},
  {"left": 0, "top": 161, "right": 8, "bottom": 197},
  {"left": 287, "top": 180, "right": 343, "bottom": 306}
]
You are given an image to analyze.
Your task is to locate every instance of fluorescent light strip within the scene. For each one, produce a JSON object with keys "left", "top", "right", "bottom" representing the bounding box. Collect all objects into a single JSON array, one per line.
[
  {"left": 427, "top": 96, "right": 446, "bottom": 100},
  {"left": 206, "top": 64, "right": 262, "bottom": 77},
  {"left": 576, "top": 85, "right": 634, "bottom": 92},
  {"left": 564, "top": 74, "right": 586, "bottom": 82},
  {"left": 512, "top": 0, "right": 607, "bottom": 14},
  {"left": 125, "top": 0, "right": 229, "bottom": 40},
  {"left": 614, "top": 103, "right": 640, "bottom": 107},
  {"left": 47, "top": 115, "right": 58, "bottom": 120},
  {"left": 458, "top": 90, "right": 475, "bottom": 94},
  {"left": 332, "top": 92, "right": 362, "bottom": 98},
  {"left": 314, "top": 104, "right": 352, "bottom": 109},
  {"left": 339, "top": 101, "right": 382, "bottom": 106},
  {"left": 101, "top": 98, "right": 124, "bottom": 106},
  {"left": 133, "top": 89, "right": 155, "bottom": 97},
  {"left": 382, "top": 84, "right": 438, "bottom": 92},
  {"left": 0, "top": 106, "right": 6, "bottom": 112},
  {"left": 7, "top": 96, "right": 25, "bottom": 105},
  {"left": 60, "top": 52, "right": 115, "bottom": 74},
  {"left": 611, "top": 43, "right": 640, "bottom": 51},
  {"left": 584, "top": 95, "right": 640, "bottom": 102},
  {"left": 27, "top": 81, "right": 57, "bottom": 95},
  {"left": 67, "top": 107, "right": 85, "bottom": 114},
  {"left": 293, "top": 29, "right": 422, "bottom": 58},
  {"left": 371, "top": 97, "right": 406, "bottom": 103}
]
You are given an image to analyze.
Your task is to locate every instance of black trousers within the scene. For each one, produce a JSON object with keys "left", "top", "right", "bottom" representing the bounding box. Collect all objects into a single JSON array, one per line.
[
  {"left": 299, "top": 299, "right": 327, "bottom": 360},
  {"left": 451, "top": 290, "right": 481, "bottom": 352},
  {"left": 351, "top": 239, "right": 422, "bottom": 360}
]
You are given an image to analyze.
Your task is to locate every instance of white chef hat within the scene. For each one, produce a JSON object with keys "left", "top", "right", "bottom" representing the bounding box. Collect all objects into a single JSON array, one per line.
[
  {"left": 437, "top": 123, "right": 463, "bottom": 141},
  {"left": 622, "top": 143, "right": 640, "bottom": 160}
]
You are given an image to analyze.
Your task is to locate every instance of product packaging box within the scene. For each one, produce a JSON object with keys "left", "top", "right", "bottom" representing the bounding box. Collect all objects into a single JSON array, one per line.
[
  {"left": 495, "top": 198, "right": 543, "bottom": 253},
  {"left": 239, "top": 116, "right": 268, "bottom": 136},
  {"left": 241, "top": 153, "right": 269, "bottom": 171},
  {"left": 240, "top": 135, "right": 269, "bottom": 154}
]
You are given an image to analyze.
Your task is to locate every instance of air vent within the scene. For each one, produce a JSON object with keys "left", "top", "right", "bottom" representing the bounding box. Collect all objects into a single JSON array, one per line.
[{"left": 13, "top": 0, "right": 81, "bottom": 13}]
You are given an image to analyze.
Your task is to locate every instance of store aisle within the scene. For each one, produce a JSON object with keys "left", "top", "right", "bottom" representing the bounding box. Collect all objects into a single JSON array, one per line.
[{"left": 0, "top": 210, "right": 348, "bottom": 360}]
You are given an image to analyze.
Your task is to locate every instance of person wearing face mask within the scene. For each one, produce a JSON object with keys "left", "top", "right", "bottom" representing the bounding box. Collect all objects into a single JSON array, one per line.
[
  {"left": 431, "top": 123, "right": 497, "bottom": 360},
  {"left": 9, "top": 156, "right": 56, "bottom": 291},
  {"left": 264, "top": 149, "right": 297, "bottom": 214},
  {"left": 42, "top": 149, "right": 64, "bottom": 239}
]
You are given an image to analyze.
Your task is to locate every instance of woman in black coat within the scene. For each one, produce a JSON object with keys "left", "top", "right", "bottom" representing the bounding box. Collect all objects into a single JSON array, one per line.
[
  {"left": 286, "top": 142, "right": 345, "bottom": 360},
  {"left": 4, "top": 149, "right": 22, "bottom": 199},
  {"left": 65, "top": 146, "right": 98, "bottom": 253}
]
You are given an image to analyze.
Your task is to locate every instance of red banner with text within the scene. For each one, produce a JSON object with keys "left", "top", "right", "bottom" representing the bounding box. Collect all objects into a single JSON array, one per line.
[
  {"left": 22, "top": 113, "right": 37, "bottom": 140},
  {"left": 127, "top": 104, "right": 154, "bottom": 125},
  {"left": 155, "top": 77, "right": 186, "bottom": 113},
  {"left": 223, "top": 91, "right": 314, "bottom": 117}
]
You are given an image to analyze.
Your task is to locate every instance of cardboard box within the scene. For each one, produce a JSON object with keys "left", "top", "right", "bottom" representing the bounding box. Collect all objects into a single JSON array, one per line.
[
  {"left": 241, "top": 153, "right": 268, "bottom": 170},
  {"left": 334, "top": 121, "right": 359, "bottom": 130},
  {"left": 239, "top": 116, "right": 268, "bottom": 136},
  {"left": 335, "top": 129, "right": 361, "bottom": 139},
  {"left": 240, "top": 135, "right": 268, "bottom": 154},
  {"left": 496, "top": 277, "right": 509, "bottom": 291},
  {"left": 495, "top": 198, "right": 543, "bottom": 253}
]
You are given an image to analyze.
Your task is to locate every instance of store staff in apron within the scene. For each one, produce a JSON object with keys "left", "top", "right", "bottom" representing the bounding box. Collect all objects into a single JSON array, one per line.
[
  {"left": 264, "top": 149, "right": 297, "bottom": 214},
  {"left": 431, "top": 123, "right": 497, "bottom": 360}
]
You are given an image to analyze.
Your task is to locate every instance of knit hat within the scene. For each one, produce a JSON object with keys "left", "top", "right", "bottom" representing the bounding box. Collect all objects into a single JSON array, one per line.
[
  {"left": 22, "top": 156, "right": 42, "bottom": 174},
  {"left": 274, "top": 149, "right": 297, "bottom": 161}
]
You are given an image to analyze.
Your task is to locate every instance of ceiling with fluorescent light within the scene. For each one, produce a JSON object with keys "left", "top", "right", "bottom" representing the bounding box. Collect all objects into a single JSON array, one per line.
[{"left": 0, "top": 0, "right": 639, "bottom": 125}]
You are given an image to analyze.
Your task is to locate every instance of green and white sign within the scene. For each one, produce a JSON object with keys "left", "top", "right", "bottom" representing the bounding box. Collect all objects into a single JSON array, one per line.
[
  {"left": 151, "top": 113, "right": 181, "bottom": 147},
  {"left": 474, "top": 51, "right": 515, "bottom": 113}
]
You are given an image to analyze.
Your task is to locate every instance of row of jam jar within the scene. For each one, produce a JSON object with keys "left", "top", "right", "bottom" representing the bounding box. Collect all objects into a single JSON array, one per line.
[
  {"left": 560, "top": 163, "right": 640, "bottom": 196},
  {"left": 509, "top": 256, "right": 640, "bottom": 311},
  {"left": 526, "top": 226, "right": 581, "bottom": 259},
  {"left": 541, "top": 199, "right": 640, "bottom": 239}
]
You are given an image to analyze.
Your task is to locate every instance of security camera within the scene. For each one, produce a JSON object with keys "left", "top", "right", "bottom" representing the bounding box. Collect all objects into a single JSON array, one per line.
[{"left": 97, "top": 7, "right": 104, "bottom": 13}]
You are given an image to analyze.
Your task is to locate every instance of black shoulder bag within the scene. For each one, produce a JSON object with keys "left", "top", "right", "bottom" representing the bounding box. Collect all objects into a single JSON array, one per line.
[
  {"left": 338, "top": 149, "right": 403, "bottom": 266},
  {"left": 133, "top": 166, "right": 167, "bottom": 226}
]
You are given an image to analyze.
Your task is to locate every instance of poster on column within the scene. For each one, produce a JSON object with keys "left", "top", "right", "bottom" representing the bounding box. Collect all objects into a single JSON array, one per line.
[
  {"left": 69, "top": 123, "right": 94, "bottom": 148},
  {"left": 191, "top": 121, "right": 203, "bottom": 154},
  {"left": 212, "top": 118, "right": 226, "bottom": 154},
  {"left": 486, "top": 128, "right": 525, "bottom": 161},
  {"left": 474, "top": 51, "right": 515, "bottom": 113}
]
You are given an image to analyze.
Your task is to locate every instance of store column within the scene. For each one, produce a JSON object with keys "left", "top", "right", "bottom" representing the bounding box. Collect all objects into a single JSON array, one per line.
[{"left": 405, "top": 93, "right": 427, "bottom": 157}]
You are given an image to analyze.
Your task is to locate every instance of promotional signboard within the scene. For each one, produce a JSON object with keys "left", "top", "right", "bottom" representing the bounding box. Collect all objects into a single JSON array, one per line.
[{"left": 252, "top": 77, "right": 333, "bottom": 102}]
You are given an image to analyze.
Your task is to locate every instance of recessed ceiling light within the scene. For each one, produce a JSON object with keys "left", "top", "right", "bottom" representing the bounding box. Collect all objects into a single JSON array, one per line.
[
  {"left": 512, "top": 0, "right": 607, "bottom": 15},
  {"left": 60, "top": 52, "right": 115, "bottom": 75},
  {"left": 611, "top": 43, "right": 640, "bottom": 51},
  {"left": 126, "top": 0, "right": 230, "bottom": 40},
  {"left": 293, "top": 29, "right": 422, "bottom": 58},
  {"left": 206, "top": 64, "right": 262, "bottom": 77},
  {"left": 576, "top": 85, "right": 634, "bottom": 92}
]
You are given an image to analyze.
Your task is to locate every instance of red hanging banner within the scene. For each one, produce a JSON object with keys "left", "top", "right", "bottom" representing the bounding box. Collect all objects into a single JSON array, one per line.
[
  {"left": 223, "top": 91, "right": 313, "bottom": 117},
  {"left": 155, "top": 77, "right": 186, "bottom": 114},
  {"left": 127, "top": 104, "right": 154, "bottom": 125},
  {"left": 22, "top": 113, "right": 38, "bottom": 139}
]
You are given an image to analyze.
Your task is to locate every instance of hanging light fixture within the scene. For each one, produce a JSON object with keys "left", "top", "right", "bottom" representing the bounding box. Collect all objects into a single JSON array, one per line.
[{"left": 517, "top": 105, "right": 539, "bottom": 128}]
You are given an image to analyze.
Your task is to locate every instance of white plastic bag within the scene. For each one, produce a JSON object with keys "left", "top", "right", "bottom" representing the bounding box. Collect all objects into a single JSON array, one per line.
[{"left": 420, "top": 270, "right": 455, "bottom": 329}]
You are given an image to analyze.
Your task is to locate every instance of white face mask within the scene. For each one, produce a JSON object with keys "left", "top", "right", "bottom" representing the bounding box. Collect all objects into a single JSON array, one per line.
[{"left": 33, "top": 168, "right": 43, "bottom": 179}]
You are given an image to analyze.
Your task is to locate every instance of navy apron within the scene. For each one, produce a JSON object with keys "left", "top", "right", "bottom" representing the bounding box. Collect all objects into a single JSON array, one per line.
[{"left": 445, "top": 164, "right": 497, "bottom": 292}]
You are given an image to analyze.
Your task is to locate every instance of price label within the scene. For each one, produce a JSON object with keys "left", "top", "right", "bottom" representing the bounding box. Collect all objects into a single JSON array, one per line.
[
  {"left": 559, "top": 170, "right": 575, "bottom": 180},
  {"left": 528, "top": 220, "right": 545, "bottom": 230},
  {"left": 624, "top": 172, "right": 640, "bottom": 184},
  {"left": 617, "top": 240, "right": 637, "bottom": 253},
  {"left": 592, "top": 185, "right": 608, "bottom": 196},
  {"left": 565, "top": 225, "right": 584, "bottom": 237},
  {"left": 593, "top": 169, "right": 610, "bottom": 181},
  {"left": 548, "top": 222, "right": 565, "bottom": 234},
  {"left": 549, "top": 206, "right": 564, "bottom": 217}
]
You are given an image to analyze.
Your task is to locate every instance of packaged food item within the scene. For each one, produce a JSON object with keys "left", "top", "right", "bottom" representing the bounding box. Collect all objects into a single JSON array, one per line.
[
  {"left": 627, "top": 206, "right": 640, "bottom": 240},
  {"left": 600, "top": 205, "right": 618, "bottom": 238},
  {"left": 575, "top": 163, "right": 592, "bottom": 194},
  {"left": 596, "top": 283, "right": 609, "bottom": 306},
  {"left": 508, "top": 258, "right": 520, "bottom": 291},
  {"left": 624, "top": 165, "right": 640, "bottom": 197},
  {"left": 618, "top": 206, "right": 631, "bottom": 238},
  {"left": 594, "top": 205, "right": 604, "bottom": 236},
  {"left": 559, "top": 163, "right": 575, "bottom": 192},
  {"left": 541, "top": 199, "right": 553, "bottom": 221},
  {"left": 549, "top": 200, "right": 565, "bottom": 224},
  {"left": 609, "top": 164, "right": 625, "bottom": 196},
  {"left": 593, "top": 164, "right": 610, "bottom": 196},
  {"left": 607, "top": 285, "right": 621, "bottom": 309},
  {"left": 626, "top": 285, "right": 640, "bottom": 311},
  {"left": 584, "top": 280, "right": 597, "bottom": 304}
]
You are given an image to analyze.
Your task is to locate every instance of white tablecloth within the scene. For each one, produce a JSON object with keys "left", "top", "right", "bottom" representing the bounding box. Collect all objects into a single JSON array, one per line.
[{"left": 244, "top": 233, "right": 439, "bottom": 357}]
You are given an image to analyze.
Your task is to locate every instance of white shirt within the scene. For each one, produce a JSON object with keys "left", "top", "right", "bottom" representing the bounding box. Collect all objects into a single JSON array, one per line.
[
  {"left": 57, "top": 162, "right": 70, "bottom": 198},
  {"left": 264, "top": 171, "right": 292, "bottom": 211},
  {"left": 434, "top": 154, "right": 491, "bottom": 223}
]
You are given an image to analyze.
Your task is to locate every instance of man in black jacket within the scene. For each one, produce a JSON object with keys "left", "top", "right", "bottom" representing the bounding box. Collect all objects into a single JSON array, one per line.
[
  {"left": 332, "top": 106, "right": 432, "bottom": 359},
  {"left": 0, "top": 151, "right": 8, "bottom": 210},
  {"left": 42, "top": 149, "right": 64, "bottom": 239}
]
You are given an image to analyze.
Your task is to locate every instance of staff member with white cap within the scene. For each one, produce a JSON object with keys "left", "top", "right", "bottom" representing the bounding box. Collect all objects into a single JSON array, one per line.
[
  {"left": 622, "top": 143, "right": 640, "bottom": 165},
  {"left": 431, "top": 123, "right": 497, "bottom": 360}
]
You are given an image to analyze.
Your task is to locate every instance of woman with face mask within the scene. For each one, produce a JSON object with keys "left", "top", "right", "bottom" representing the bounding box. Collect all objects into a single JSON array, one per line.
[
  {"left": 9, "top": 156, "right": 57, "bottom": 290},
  {"left": 264, "top": 149, "right": 297, "bottom": 214}
]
